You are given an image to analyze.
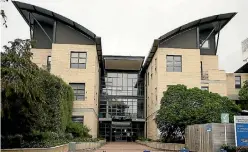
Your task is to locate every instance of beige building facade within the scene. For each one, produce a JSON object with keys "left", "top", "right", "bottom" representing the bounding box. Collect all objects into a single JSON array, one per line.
[
  {"left": 141, "top": 13, "right": 248, "bottom": 139},
  {"left": 31, "top": 44, "right": 101, "bottom": 138},
  {"left": 14, "top": 1, "right": 248, "bottom": 141}
]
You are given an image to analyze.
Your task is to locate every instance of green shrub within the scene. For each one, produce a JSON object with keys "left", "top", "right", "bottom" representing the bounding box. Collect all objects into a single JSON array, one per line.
[
  {"left": 221, "top": 145, "right": 248, "bottom": 152},
  {"left": 1, "top": 39, "right": 74, "bottom": 149},
  {"left": 66, "top": 122, "right": 90, "bottom": 138},
  {"left": 137, "top": 137, "right": 153, "bottom": 141},
  {"left": 1, "top": 134, "right": 23, "bottom": 148},
  {"left": 65, "top": 133, "right": 74, "bottom": 140},
  {"left": 98, "top": 137, "right": 105, "bottom": 140},
  {"left": 221, "top": 144, "right": 236, "bottom": 152},
  {"left": 71, "top": 137, "right": 99, "bottom": 142}
]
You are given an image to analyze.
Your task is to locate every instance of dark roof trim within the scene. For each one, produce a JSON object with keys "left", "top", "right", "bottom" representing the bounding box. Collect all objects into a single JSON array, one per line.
[
  {"left": 12, "top": 1, "right": 96, "bottom": 41},
  {"left": 139, "top": 12, "right": 237, "bottom": 76},
  {"left": 159, "top": 12, "right": 237, "bottom": 43},
  {"left": 12, "top": 1, "right": 104, "bottom": 74},
  {"left": 235, "top": 62, "right": 248, "bottom": 73},
  {"left": 139, "top": 39, "right": 159, "bottom": 75},
  {"left": 103, "top": 55, "right": 145, "bottom": 60}
]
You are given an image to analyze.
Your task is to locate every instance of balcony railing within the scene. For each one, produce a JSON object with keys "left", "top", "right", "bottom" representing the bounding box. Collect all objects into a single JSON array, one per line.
[{"left": 201, "top": 71, "right": 209, "bottom": 80}]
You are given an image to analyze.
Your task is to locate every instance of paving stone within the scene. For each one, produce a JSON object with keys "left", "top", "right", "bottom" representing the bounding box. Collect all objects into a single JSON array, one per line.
[{"left": 94, "top": 142, "right": 164, "bottom": 152}]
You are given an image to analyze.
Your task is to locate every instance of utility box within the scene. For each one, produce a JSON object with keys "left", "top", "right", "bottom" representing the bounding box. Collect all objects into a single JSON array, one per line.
[{"left": 68, "top": 142, "right": 76, "bottom": 152}]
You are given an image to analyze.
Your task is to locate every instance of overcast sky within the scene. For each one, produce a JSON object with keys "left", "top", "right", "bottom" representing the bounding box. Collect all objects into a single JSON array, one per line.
[{"left": 1, "top": 0, "right": 247, "bottom": 72}]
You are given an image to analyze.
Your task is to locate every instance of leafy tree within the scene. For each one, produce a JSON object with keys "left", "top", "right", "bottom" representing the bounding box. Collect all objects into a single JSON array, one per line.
[
  {"left": 1, "top": 0, "right": 8, "bottom": 27},
  {"left": 156, "top": 84, "right": 241, "bottom": 143},
  {"left": 239, "top": 80, "right": 248, "bottom": 101},
  {"left": 1, "top": 39, "right": 75, "bottom": 148},
  {"left": 238, "top": 80, "right": 248, "bottom": 110}
]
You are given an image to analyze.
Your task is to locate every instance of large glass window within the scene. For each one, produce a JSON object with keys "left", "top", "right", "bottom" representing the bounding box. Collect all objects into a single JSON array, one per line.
[
  {"left": 70, "top": 83, "right": 85, "bottom": 100},
  {"left": 166, "top": 55, "right": 182, "bottom": 72},
  {"left": 235, "top": 76, "right": 241, "bottom": 89},
  {"left": 70, "top": 52, "right": 87, "bottom": 69},
  {"left": 100, "top": 72, "right": 144, "bottom": 119}
]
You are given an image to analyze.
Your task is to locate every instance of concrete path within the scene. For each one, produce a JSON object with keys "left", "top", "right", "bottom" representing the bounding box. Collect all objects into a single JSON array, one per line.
[{"left": 94, "top": 142, "right": 164, "bottom": 152}]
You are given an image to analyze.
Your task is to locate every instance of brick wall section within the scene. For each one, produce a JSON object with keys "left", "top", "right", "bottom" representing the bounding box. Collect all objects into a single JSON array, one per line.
[
  {"left": 201, "top": 55, "right": 227, "bottom": 96},
  {"left": 50, "top": 44, "right": 99, "bottom": 138},
  {"left": 145, "top": 48, "right": 232, "bottom": 140},
  {"left": 145, "top": 48, "right": 201, "bottom": 139},
  {"left": 145, "top": 47, "right": 159, "bottom": 140},
  {"left": 200, "top": 55, "right": 219, "bottom": 70},
  {"left": 226, "top": 73, "right": 248, "bottom": 99},
  {"left": 31, "top": 49, "right": 51, "bottom": 69}
]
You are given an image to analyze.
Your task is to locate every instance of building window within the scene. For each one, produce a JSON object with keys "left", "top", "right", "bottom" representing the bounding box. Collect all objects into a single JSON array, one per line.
[
  {"left": 70, "top": 52, "right": 87, "bottom": 69},
  {"left": 166, "top": 55, "right": 182, "bottom": 72},
  {"left": 155, "top": 87, "right": 157, "bottom": 102},
  {"left": 72, "top": 116, "right": 84, "bottom": 124},
  {"left": 201, "top": 86, "right": 209, "bottom": 91},
  {"left": 70, "top": 83, "right": 85, "bottom": 100},
  {"left": 155, "top": 58, "right": 157, "bottom": 72},
  {"left": 201, "top": 40, "right": 210, "bottom": 49},
  {"left": 147, "top": 72, "right": 149, "bottom": 85},
  {"left": 235, "top": 76, "right": 241, "bottom": 89},
  {"left": 47, "top": 56, "right": 51, "bottom": 72}
]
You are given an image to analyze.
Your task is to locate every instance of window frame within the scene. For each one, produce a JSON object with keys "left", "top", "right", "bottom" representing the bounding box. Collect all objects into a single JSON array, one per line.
[
  {"left": 166, "top": 55, "right": 182, "bottom": 72},
  {"left": 155, "top": 58, "right": 157, "bottom": 72},
  {"left": 72, "top": 116, "right": 84, "bottom": 124},
  {"left": 201, "top": 86, "right": 209, "bottom": 91},
  {"left": 70, "top": 52, "right": 87, "bottom": 69},
  {"left": 47, "top": 56, "right": 51, "bottom": 72},
  {"left": 235, "top": 76, "right": 241, "bottom": 89},
  {"left": 69, "top": 83, "right": 86, "bottom": 101}
]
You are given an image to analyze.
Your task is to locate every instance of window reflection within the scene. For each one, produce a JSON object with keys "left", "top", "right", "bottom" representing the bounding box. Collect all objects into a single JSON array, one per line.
[{"left": 100, "top": 72, "right": 144, "bottom": 119}]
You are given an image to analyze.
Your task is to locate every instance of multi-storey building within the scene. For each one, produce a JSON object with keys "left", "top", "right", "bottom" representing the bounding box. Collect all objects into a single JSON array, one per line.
[{"left": 13, "top": 1, "right": 248, "bottom": 141}]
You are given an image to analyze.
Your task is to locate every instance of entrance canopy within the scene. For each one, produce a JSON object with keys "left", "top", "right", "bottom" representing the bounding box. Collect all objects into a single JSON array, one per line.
[{"left": 104, "top": 56, "right": 144, "bottom": 71}]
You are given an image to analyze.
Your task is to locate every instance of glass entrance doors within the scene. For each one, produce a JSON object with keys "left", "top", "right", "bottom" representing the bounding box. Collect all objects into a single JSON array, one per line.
[{"left": 112, "top": 127, "right": 131, "bottom": 141}]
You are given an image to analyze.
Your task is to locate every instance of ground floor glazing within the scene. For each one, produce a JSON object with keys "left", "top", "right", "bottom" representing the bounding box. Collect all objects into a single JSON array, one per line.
[{"left": 99, "top": 121, "right": 144, "bottom": 142}]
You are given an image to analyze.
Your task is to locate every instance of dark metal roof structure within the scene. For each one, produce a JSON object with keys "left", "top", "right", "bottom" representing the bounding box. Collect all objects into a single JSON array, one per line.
[
  {"left": 103, "top": 55, "right": 145, "bottom": 61},
  {"left": 235, "top": 62, "right": 248, "bottom": 73},
  {"left": 140, "top": 12, "right": 237, "bottom": 75},
  {"left": 103, "top": 55, "right": 145, "bottom": 71},
  {"left": 12, "top": 0, "right": 103, "bottom": 72}
]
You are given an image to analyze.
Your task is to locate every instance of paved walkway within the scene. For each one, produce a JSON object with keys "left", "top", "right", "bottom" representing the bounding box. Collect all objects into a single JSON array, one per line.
[{"left": 94, "top": 142, "right": 163, "bottom": 152}]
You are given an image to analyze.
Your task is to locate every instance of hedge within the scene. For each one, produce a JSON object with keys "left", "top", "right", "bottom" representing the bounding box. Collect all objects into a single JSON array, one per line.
[{"left": 1, "top": 39, "right": 75, "bottom": 148}]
